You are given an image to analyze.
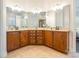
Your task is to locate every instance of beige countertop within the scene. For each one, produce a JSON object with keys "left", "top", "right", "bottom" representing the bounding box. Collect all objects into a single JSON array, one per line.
[{"left": 7, "top": 28, "right": 70, "bottom": 32}]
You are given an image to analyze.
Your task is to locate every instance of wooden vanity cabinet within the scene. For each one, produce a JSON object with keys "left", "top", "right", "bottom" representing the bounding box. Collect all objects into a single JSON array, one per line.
[
  {"left": 20, "top": 31, "right": 28, "bottom": 47},
  {"left": 28, "top": 30, "right": 36, "bottom": 45},
  {"left": 54, "top": 31, "right": 69, "bottom": 53},
  {"left": 7, "top": 31, "right": 20, "bottom": 52},
  {"left": 45, "top": 31, "right": 54, "bottom": 48},
  {"left": 7, "top": 30, "right": 69, "bottom": 53},
  {"left": 28, "top": 30, "right": 44, "bottom": 45},
  {"left": 36, "top": 30, "right": 45, "bottom": 45}
]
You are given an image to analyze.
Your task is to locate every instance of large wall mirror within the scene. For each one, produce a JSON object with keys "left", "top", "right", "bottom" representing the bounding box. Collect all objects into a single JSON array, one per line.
[{"left": 6, "top": 5, "right": 70, "bottom": 30}]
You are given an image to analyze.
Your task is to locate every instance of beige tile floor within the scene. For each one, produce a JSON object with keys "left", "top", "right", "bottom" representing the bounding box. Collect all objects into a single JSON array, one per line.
[{"left": 6, "top": 45, "right": 71, "bottom": 58}]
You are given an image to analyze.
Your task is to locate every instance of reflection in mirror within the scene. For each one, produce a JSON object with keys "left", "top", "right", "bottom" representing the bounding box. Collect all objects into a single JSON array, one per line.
[
  {"left": 6, "top": 7, "right": 46, "bottom": 29},
  {"left": 6, "top": 7, "right": 16, "bottom": 30},
  {"left": 55, "top": 5, "right": 70, "bottom": 30},
  {"left": 39, "top": 19, "right": 46, "bottom": 27},
  {"left": 6, "top": 7, "right": 28, "bottom": 30},
  {"left": 46, "top": 10, "right": 56, "bottom": 28},
  {"left": 6, "top": 5, "right": 70, "bottom": 30},
  {"left": 46, "top": 5, "right": 70, "bottom": 30}
]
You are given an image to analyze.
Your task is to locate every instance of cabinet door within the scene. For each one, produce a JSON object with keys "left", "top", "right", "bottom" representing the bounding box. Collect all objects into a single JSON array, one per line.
[
  {"left": 14, "top": 32, "right": 20, "bottom": 49},
  {"left": 54, "top": 31, "right": 68, "bottom": 53},
  {"left": 7, "top": 31, "right": 20, "bottom": 52},
  {"left": 20, "top": 31, "right": 28, "bottom": 47},
  {"left": 36, "top": 30, "right": 44, "bottom": 45},
  {"left": 45, "top": 31, "right": 53, "bottom": 47},
  {"left": 7, "top": 32, "right": 15, "bottom": 52},
  {"left": 28, "top": 30, "right": 36, "bottom": 44}
]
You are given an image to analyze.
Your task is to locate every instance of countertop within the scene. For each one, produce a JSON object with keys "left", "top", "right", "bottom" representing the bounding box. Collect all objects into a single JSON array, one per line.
[{"left": 7, "top": 28, "right": 70, "bottom": 32}]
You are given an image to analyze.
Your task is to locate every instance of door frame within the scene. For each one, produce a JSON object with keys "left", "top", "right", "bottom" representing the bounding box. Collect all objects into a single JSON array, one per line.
[
  {"left": 69, "top": 0, "right": 79, "bottom": 57},
  {"left": 0, "top": 0, "right": 7, "bottom": 58},
  {"left": 74, "top": 0, "right": 79, "bottom": 56}
]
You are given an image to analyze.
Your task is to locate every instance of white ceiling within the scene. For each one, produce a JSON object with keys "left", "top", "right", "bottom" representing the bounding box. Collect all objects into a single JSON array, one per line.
[{"left": 5, "top": 0, "right": 71, "bottom": 12}]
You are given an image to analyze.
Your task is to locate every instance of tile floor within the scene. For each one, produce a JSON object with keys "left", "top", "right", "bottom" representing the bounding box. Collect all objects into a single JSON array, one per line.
[{"left": 6, "top": 45, "right": 71, "bottom": 58}]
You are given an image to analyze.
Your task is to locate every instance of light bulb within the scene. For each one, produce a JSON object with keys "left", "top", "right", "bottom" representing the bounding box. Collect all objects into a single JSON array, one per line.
[{"left": 6, "top": 5, "right": 24, "bottom": 12}]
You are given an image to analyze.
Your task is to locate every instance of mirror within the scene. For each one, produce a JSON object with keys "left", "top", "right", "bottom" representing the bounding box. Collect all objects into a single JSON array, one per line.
[
  {"left": 46, "top": 5, "right": 70, "bottom": 29},
  {"left": 6, "top": 5, "right": 70, "bottom": 30}
]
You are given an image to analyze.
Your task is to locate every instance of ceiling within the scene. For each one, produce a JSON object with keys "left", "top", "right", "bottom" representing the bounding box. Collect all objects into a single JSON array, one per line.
[{"left": 5, "top": 0, "right": 71, "bottom": 12}]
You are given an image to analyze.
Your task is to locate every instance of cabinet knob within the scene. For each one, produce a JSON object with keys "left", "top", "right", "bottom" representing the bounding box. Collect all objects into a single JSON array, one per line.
[
  {"left": 30, "top": 37, "right": 32, "bottom": 38},
  {"left": 33, "top": 34, "right": 35, "bottom": 35},
  {"left": 38, "top": 37, "right": 39, "bottom": 38},
  {"left": 37, "top": 34, "right": 39, "bottom": 35}
]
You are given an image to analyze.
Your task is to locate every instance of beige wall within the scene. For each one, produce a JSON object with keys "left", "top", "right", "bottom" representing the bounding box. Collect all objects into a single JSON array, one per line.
[
  {"left": 5, "top": 0, "right": 71, "bottom": 12},
  {"left": 69, "top": 0, "right": 76, "bottom": 54},
  {"left": 0, "top": 0, "right": 7, "bottom": 58}
]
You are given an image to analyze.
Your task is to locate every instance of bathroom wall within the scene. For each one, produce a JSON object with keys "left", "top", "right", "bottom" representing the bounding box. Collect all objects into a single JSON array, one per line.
[
  {"left": 0, "top": 0, "right": 7, "bottom": 57},
  {"left": 5, "top": 0, "right": 71, "bottom": 12}
]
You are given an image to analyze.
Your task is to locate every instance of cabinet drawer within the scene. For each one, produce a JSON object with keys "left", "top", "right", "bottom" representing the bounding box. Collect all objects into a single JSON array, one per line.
[
  {"left": 37, "top": 37, "right": 43, "bottom": 39},
  {"left": 29, "top": 39, "right": 36, "bottom": 44},
  {"left": 29, "top": 31, "right": 36, "bottom": 33},
  {"left": 29, "top": 33, "right": 35, "bottom": 35},
  {"left": 37, "top": 38, "right": 44, "bottom": 44}
]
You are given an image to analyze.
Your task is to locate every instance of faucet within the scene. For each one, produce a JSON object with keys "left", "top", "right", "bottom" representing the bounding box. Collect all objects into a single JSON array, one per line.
[
  {"left": 15, "top": 26, "right": 19, "bottom": 30},
  {"left": 56, "top": 26, "right": 60, "bottom": 30}
]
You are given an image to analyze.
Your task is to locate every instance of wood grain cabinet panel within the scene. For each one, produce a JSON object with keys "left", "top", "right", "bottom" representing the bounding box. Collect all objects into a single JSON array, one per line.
[
  {"left": 54, "top": 31, "right": 69, "bottom": 53},
  {"left": 36, "top": 30, "right": 44, "bottom": 45},
  {"left": 7, "top": 32, "right": 15, "bottom": 52},
  {"left": 20, "top": 31, "right": 28, "bottom": 47},
  {"left": 7, "top": 31, "right": 20, "bottom": 52},
  {"left": 45, "top": 31, "right": 53, "bottom": 48},
  {"left": 29, "top": 37, "right": 36, "bottom": 44},
  {"left": 28, "top": 30, "right": 36, "bottom": 44}
]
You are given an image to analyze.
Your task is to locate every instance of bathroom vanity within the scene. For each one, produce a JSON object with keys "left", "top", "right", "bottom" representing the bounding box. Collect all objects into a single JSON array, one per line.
[{"left": 7, "top": 28, "right": 69, "bottom": 54}]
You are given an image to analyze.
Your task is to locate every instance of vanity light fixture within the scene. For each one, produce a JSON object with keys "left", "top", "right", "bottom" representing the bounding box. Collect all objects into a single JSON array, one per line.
[
  {"left": 6, "top": 5, "right": 24, "bottom": 12},
  {"left": 31, "top": 8, "right": 42, "bottom": 14},
  {"left": 52, "top": 0, "right": 68, "bottom": 11}
]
